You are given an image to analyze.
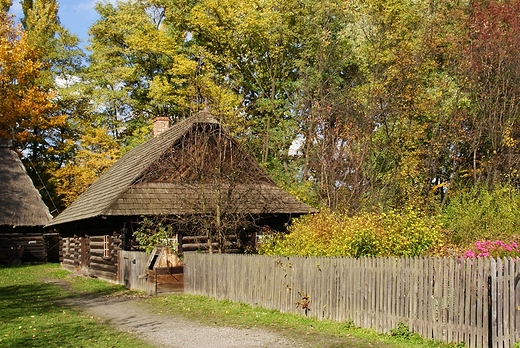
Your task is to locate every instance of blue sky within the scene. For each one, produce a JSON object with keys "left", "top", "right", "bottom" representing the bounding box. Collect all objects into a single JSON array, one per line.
[{"left": 10, "top": 0, "right": 118, "bottom": 47}]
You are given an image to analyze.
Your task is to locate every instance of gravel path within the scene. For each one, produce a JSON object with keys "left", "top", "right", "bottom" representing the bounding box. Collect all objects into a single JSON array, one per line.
[{"left": 62, "top": 295, "right": 307, "bottom": 348}]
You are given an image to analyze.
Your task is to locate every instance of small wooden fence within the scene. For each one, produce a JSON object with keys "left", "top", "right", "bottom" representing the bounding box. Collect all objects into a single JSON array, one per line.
[
  {"left": 118, "top": 250, "right": 184, "bottom": 295},
  {"left": 184, "top": 254, "right": 520, "bottom": 348},
  {"left": 119, "top": 250, "right": 155, "bottom": 294}
]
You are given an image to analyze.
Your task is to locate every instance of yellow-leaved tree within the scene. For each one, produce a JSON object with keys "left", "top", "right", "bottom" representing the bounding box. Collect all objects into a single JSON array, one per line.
[
  {"left": 53, "top": 127, "right": 120, "bottom": 205},
  {"left": 0, "top": 11, "right": 56, "bottom": 141}
]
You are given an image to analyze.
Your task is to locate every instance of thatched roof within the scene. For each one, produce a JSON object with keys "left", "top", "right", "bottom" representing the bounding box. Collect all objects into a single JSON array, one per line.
[
  {"left": 0, "top": 138, "right": 52, "bottom": 227},
  {"left": 47, "top": 110, "right": 317, "bottom": 228}
]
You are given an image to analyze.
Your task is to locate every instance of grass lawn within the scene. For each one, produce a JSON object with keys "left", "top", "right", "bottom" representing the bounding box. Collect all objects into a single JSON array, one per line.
[{"left": 0, "top": 263, "right": 153, "bottom": 348}]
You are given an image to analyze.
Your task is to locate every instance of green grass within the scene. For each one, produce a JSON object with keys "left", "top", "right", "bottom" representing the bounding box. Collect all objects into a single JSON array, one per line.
[
  {"left": 146, "top": 294, "right": 465, "bottom": 348},
  {"left": 0, "top": 264, "right": 153, "bottom": 348}
]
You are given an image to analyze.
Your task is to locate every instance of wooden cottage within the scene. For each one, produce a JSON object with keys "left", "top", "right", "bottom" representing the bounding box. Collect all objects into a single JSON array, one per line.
[
  {"left": 0, "top": 138, "right": 53, "bottom": 264},
  {"left": 47, "top": 110, "right": 317, "bottom": 284}
]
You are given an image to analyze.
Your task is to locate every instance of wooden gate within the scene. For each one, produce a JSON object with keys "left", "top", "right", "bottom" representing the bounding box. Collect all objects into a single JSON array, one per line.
[
  {"left": 118, "top": 249, "right": 183, "bottom": 295},
  {"left": 119, "top": 251, "right": 154, "bottom": 294}
]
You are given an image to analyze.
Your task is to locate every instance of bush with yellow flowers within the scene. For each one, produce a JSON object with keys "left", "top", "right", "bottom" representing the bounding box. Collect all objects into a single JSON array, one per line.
[{"left": 259, "top": 208, "right": 442, "bottom": 257}]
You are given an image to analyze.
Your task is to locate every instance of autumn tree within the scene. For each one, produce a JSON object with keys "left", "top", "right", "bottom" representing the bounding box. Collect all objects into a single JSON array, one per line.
[
  {"left": 0, "top": 11, "right": 55, "bottom": 142},
  {"left": 53, "top": 126, "right": 120, "bottom": 205},
  {"left": 286, "top": 0, "right": 369, "bottom": 212},
  {"left": 31, "top": 0, "right": 520, "bottom": 215},
  {"left": 1, "top": 0, "right": 85, "bottom": 212},
  {"left": 464, "top": 0, "right": 520, "bottom": 188},
  {"left": 326, "top": 0, "right": 470, "bottom": 211}
]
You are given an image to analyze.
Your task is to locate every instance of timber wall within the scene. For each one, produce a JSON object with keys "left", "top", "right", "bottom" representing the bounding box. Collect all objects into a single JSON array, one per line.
[
  {"left": 184, "top": 253, "right": 520, "bottom": 348},
  {"left": 0, "top": 233, "right": 47, "bottom": 263},
  {"left": 61, "top": 235, "right": 121, "bottom": 282}
]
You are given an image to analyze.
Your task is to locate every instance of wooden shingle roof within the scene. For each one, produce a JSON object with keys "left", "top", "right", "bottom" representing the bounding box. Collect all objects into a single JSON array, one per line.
[
  {"left": 47, "top": 110, "right": 316, "bottom": 227},
  {"left": 0, "top": 138, "right": 52, "bottom": 227}
]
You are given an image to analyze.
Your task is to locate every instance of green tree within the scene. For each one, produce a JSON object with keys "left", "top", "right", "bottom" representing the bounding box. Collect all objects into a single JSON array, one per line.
[
  {"left": 170, "top": 0, "right": 302, "bottom": 162},
  {"left": 342, "top": 0, "right": 470, "bottom": 211},
  {"left": 289, "top": 0, "right": 367, "bottom": 212}
]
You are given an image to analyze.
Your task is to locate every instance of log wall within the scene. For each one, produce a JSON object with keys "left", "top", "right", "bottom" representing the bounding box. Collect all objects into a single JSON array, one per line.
[
  {"left": 0, "top": 233, "right": 47, "bottom": 263},
  {"left": 61, "top": 234, "right": 121, "bottom": 282}
]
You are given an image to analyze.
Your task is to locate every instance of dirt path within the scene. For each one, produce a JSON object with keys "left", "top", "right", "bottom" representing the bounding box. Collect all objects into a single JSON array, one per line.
[{"left": 61, "top": 294, "right": 308, "bottom": 348}]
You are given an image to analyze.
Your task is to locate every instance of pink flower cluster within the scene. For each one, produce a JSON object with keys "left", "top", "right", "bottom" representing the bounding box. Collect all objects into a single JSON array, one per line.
[{"left": 463, "top": 240, "right": 520, "bottom": 258}]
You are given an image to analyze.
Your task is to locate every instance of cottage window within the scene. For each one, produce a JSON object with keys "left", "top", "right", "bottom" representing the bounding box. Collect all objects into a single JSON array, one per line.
[{"left": 103, "top": 235, "right": 111, "bottom": 259}]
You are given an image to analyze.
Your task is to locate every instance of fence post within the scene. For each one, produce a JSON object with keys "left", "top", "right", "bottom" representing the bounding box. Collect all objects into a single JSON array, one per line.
[{"left": 515, "top": 261, "right": 520, "bottom": 343}]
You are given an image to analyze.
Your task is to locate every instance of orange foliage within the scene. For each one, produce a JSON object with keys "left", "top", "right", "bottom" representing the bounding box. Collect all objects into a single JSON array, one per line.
[{"left": 0, "top": 13, "right": 57, "bottom": 140}]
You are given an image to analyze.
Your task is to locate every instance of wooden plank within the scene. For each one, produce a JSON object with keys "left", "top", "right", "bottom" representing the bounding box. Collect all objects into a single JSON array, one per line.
[
  {"left": 346, "top": 257, "right": 353, "bottom": 323},
  {"left": 341, "top": 258, "right": 347, "bottom": 321},
  {"left": 361, "top": 258, "right": 368, "bottom": 327},
  {"left": 490, "top": 258, "right": 498, "bottom": 348},
  {"left": 452, "top": 257, "right": 462, "bottom": 344},
  {"left": 365, "top": 258, "right": 372, "bottom": 328},
  {"left": 89, "top": 268, "right": 118, "bottom": 282},
  {"left": 393, "top": 257, "right": 400, "bottom": 333},
  {"left": 89, "top": 255, "right": 116, "bottom": 264},
  {"left": 408, "top": 258, "right": 415, "bottom": 334},
  {"left": 396, "top": 258, "right": 402, "bottom": 327},
  {"left": 376, "top": 258, "right": 383, "bottom": 331},
  {"left": 421, "top": 258, "right": 429, "bottom": 338},
  {"left": 497, "top": 258, "right": 504, "bottom": 348},
  {"left": 463, "top": 258, "right": 472, "bottom": 347},
  {"left": 405, "top": 257, "right": 412, "bottom": 331},
  {"left": 352, "top": 258, "right": 359, "bottom": 325},
  {"left": 378, "top": 258, "right": 385, "bottom": 332},
  {"left": 89, "top": 262, "right": 117, "bottom": 273},
  {"left": 513, "top": 258, "right": 520, "bottom": 342},
  {"left": 506, "top": 257, "right": 514, "bottom": 347},
  {"left": 431, "top": 257, "right": 439, "bottom": 340},
  {"left": 504, "top": 258, "right": 512, "bottom": 348}
]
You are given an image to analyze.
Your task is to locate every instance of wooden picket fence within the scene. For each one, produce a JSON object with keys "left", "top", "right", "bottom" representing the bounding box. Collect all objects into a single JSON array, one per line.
[{"left": 184, "top": 254, "right": 520, "bottom": 348}]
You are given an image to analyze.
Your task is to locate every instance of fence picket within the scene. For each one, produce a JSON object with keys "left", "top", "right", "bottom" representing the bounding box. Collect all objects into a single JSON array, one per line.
[
  {"left": 491, "top": 258, "right": 498, "bottom": 348},
  {"left": 498, "top": 258, "right": 505, "bottom": 348}
]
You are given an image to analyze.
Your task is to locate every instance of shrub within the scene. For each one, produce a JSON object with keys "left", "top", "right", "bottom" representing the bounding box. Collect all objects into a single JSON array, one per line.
[
  {"left": 133, "top": 216, "right": 177, "bottom": 253},
  {"left": 259, "top": 208, "right": 442, "bottom": 257},
  {"left": 390, "top": 322, "right": 414, "bottom": 339},
  {"left": 441, "top": 184, "right": 520, "bottom": 246}
]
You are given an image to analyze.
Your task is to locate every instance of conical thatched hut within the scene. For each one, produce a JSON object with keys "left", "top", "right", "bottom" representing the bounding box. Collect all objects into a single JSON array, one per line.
[
  {"left": 48, "top": 110, "right": 317, "bottom": 279},
  {"left": 0, "top": 138, "right": 53, "bottom": 263}
]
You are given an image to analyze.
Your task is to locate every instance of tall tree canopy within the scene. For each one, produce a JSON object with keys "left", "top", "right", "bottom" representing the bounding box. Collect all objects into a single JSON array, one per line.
[{"left": 6, "top": 0, "right": 520, "bottom": 215}]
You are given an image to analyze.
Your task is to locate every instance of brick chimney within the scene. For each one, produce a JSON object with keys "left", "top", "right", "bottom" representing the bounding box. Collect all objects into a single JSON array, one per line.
[
  {"left": 0, "top": 138, "right": 13, "bottom": 148},
  {"left": 153, "top": 117, "right": 170, "bottom": 137}
]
